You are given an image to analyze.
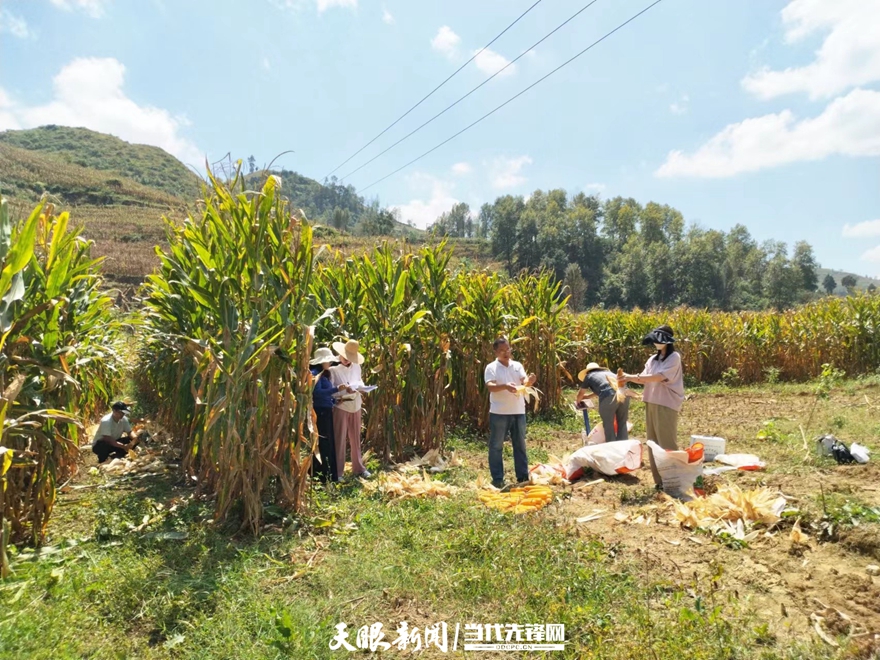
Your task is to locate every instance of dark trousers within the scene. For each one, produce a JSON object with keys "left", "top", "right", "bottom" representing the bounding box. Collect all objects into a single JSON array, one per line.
[
  {"left": 92, "top": 438, "right": 130, "bottom": 463},
  {"left": 312, "top": 407, "right": 338, "bottom": 483}
]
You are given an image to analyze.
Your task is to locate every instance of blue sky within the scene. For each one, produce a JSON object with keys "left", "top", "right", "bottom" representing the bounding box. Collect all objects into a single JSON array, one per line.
[{"left": 1, "top": 0, "right": 878, "bottom": 276}]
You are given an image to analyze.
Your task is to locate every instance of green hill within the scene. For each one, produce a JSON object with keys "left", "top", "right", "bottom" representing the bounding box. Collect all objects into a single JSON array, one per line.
[
  {"left": 0, "top": 126, "right": 428, "bottom": 283},
  {"left": 0, "top": 125, "right": 203, "bottom": 199},
  {"left": 817, "top": 268, "right": 880, "bottom": 295}
]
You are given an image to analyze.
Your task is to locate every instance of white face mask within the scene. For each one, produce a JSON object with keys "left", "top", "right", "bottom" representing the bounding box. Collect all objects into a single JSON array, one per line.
[{"left": 654, "top": 343, "right": 665, "bottom": 351}]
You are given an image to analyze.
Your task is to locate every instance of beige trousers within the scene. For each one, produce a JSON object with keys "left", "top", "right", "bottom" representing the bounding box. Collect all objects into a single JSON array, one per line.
[
  {"left": 333, "top": 408, "right": 365, "bottom": 478},
  {"left": 645, "top": 402, "right": 679, "bottom": 486}
]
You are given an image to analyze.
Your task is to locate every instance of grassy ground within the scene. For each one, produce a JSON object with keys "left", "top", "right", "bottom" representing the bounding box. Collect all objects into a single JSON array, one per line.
[{"left": 1, "top": 380, "right": 879, "bottom": 659}]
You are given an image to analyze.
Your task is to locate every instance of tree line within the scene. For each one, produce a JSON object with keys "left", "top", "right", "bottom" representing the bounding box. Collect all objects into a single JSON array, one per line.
[
  {"left": 243, "top": 162, "right": 871, "bottom": 312},
  {"left": 429, "top": 190, "right": 831, "bottom": 311}
]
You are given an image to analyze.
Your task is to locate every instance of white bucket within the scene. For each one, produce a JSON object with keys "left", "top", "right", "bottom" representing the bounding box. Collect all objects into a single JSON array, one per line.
[{"left": 690, "top": 435, "right": 727, "bottom": 462}]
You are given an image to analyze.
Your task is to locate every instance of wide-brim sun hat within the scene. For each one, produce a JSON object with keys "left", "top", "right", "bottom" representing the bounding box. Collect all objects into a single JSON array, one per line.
[
  {"left": 310, "top": 346, "right": 339, "bottom": 366},
  {"left": 333, "top": 339, "right": 365, "bottom": 365},
  {"left": 641, "top": 326, "right": 674, "bottom": 346},
  {"left": 577, "top": 362, "right": 606, "bottom": 382}
]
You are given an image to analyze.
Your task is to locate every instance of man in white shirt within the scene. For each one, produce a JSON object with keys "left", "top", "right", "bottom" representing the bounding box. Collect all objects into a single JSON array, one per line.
[
  {"left": 92, "top": 401, "right": 134, "bottom": 463},
  {"left": 484, "top": 337, "right": 537, "bottom": 489},
  {"left": 329, "top": 340, "right": 372, "bottom": 479}
]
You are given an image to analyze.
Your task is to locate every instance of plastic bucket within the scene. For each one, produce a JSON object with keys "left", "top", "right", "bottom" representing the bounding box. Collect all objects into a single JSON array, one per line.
[{"left": 690, "top": 435, "right": 726, "bottom": 462}]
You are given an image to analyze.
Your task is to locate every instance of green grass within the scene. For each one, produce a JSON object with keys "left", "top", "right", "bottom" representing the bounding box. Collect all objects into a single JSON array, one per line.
[
  {"left": 6, "top": 378, "right": 880, "bottom": 658},
  {"left": 0, "top": 469, "right": 834, "bottom": 660}
]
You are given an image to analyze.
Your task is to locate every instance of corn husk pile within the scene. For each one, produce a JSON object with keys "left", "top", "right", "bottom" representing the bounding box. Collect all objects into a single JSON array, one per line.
[
  {"left": 667, "top": 484, "right": 787, "bottom": 540},
  {"left": 478, "top": 484, "right": 554, "bottom": 514},
  {"left": 360, "top": 471, "right": 457, "bottom": 500},
  {"left": 397, "top": 449, "right": 464, "bottom": 474},
  {"left": 528, "top": 461, "right": 570, "bottom": 486},
  {"left": 98, "top": 448, "right": 168, "bottom": 476}
]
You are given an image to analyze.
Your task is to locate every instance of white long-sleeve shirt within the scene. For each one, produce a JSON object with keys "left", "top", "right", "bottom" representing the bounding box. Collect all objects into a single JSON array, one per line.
[{"left": 329, "top": 362, "right": 365, "bottom": 413}]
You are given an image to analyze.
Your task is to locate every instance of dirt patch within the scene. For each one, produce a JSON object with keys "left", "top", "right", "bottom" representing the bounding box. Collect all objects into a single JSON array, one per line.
[
  {"left": 840, "top": 525, "right": 880, "bottom": 561},
  {"left": 530, "top": 384, "right": 880, "bottom": 645}
]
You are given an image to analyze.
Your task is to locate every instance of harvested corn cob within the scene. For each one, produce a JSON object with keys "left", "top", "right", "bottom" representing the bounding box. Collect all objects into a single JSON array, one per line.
[{"left": 478, "top": 484, "right": 554, "bottom": 514}]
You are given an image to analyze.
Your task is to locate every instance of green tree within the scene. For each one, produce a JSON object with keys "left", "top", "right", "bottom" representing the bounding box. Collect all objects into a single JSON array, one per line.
[
  {"left": 358, "top": 201, "right": 396, "bottom": 236},
  {"left": 477, "top": 203, "right": 493, "bottom": 239},
  {"left": 676, "top": 227, "right": 725, "bottom": 308},
  {"left": 563, "top": 263, "right": 587, "bottom": 311},
  {"left": 763, "top": 242, "right": 800, "bottom": 310},
  {"left": 792, "top": 241, "right": 819, "bottom": 293},
  {"left": 330, "top": 207, "right": 351, "bottom": 232},
  {"left": 489, "top": 195, "right": 524, "bottom": 274},
  {"left": 720, "top": 225, "right": 767, "bottom": 310},
  {"left": 841, "top": 274, "right": 858, "bottom": 294},
  {"left": 868, "top": 283, "right": 877, "bottom": 294},
  {"left": 822, "top": 273, "right": 837, "bottom": 295},
  {"left": 430, "top": 202, "right": 471, "bottom": 237},
  {"left": 247, "top": 155, "right": 257, "bottom": 174}
]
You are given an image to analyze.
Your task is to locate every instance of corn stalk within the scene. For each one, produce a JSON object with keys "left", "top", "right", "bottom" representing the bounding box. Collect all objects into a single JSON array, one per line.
[
  {"left": 0, "top": 194, "right": 120, "bottom": 549},
  {"left": 139, "top": 171, "right": 324, "bottom": 533}
]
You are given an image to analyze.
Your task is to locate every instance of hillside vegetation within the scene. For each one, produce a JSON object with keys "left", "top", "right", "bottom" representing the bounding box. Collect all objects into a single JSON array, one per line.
[{"left": 0, "top": 125, "right": 202, "bottom": 199}]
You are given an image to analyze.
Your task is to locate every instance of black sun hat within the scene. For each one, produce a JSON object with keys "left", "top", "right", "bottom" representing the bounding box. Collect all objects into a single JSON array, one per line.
[{"left": 641, "top": 326, "right": 674, "bottom": 346}]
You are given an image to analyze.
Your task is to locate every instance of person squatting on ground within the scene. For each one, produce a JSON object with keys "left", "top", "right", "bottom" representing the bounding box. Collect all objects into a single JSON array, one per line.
[
  {"left": 484, "top": 336, "right": 537, "bottom": 489},
  {"left": 623, "top": 325, "right": 685, "bottom": 488},
  {"left": 92, "top": 401, "right": 136, "bottom": 463},
  {"left": 577, "top": 362, "right": 630, "bottom": 443},
  {"left": 329, "top": 340, "right": 372, "bottom": 479},
  {"left": 310, "top": 346, "right": 339, "bottom": 484}
]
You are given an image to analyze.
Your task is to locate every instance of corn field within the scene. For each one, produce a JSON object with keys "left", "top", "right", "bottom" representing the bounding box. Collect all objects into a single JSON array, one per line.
[
  {"left": 565, "top": 299, "right": 880, "bottom": 385},
  {"left": 7, "top": 169, "right": 880, "bottom": 541},
  {"left": 0, "top": 194, "right": 121, "bottom": 561}
]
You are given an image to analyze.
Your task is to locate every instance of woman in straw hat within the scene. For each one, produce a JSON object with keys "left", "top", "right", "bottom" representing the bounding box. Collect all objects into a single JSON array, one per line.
[
  {"left": 577, "top": 362, "right": 630, "bottom": 443},
  {"left": 622, "top": 325, "right": 685, "bottom": 489},
  {"left": 328, "top": 339, "right": 372, "bottom": 479},
  {"left": 310, "top": 346, "right": 340, "bottom": 483}
]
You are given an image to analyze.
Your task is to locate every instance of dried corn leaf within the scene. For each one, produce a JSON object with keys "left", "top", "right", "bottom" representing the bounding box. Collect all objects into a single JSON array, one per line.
[
  {"left": 790, "top": 519, "right": 809, "bottom": 544},
  {"left": 362, "top": 471, "right": 457, "bottom": 501},
  {"left": 576, "top": 509, "right": 607, "bottom": 523},
  {"left": 667, "top": 484, "right": 787, "bottom": 539},
  {"left": 398, "top": 449, "right": 464, "bottom": 474}
]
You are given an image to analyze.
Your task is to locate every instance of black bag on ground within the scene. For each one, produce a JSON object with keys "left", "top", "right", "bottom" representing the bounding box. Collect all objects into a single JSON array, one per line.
[{"left": 830, "top": 439, "right": 856, "bottom": 465}]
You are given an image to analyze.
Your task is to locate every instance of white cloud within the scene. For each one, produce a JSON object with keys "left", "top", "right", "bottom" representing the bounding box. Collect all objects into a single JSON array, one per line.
[
  {"left": 317, "top": 0, "right": 356, "bottom": 12},
  {"left": 1, "top": 58, "right": 202, "bottom": 165},
  {"left": 585, "top": 183, "right": 606, "bottom": 194},
  {"left": 0, "top": 8, "right": 33, "bottom": 38},
  {"left": 742, "top": 0, "right": 880, "bottom": 100},
  {"left": 843, "top": 219, "right": 880, "bottom": 238},
  {"left": 391, "top": 174, "right": 459, "bottom": 229},
  {"left": 431, "top": 26, "right": 460, "bottom": 60},
  {"left": 382, "top": 6, "right": 394, "bottom": 24},
  {"left": 656, "top": 88, "right": 880, "bottom": 178},
  {"left": 490, "top": 155, "right": 532, "bottom": 190},
  {"left": 861, "top": 244, "right": 880, "bottom": 264},
  {"left": 669, "top": 94, "right": 689, "bottom": 115},
  {"left": 473, "top": 48, "right": 515, "bottom": 77},
  {"left": 0, "top": 87, "right": 20, "bottom": 131},
  {"left": 262, "top": 57, "right": 271, "bottom": 71},
  {"left": 49, "top": 0, "right": 111, "bottom": 18},
  {"left": 451, "top": 162, "right": 472, "bottom": 176}
]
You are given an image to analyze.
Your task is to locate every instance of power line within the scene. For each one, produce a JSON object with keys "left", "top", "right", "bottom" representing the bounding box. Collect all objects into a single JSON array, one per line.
[
  {"left": 359, "top": 0, "right": 664, "bottom": 194},
  {"left": 324, "top": 0, "right": 545, "bottom": 180},
  {"left": 340, "top": 0, "right": 603, "bottom": 182}
]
